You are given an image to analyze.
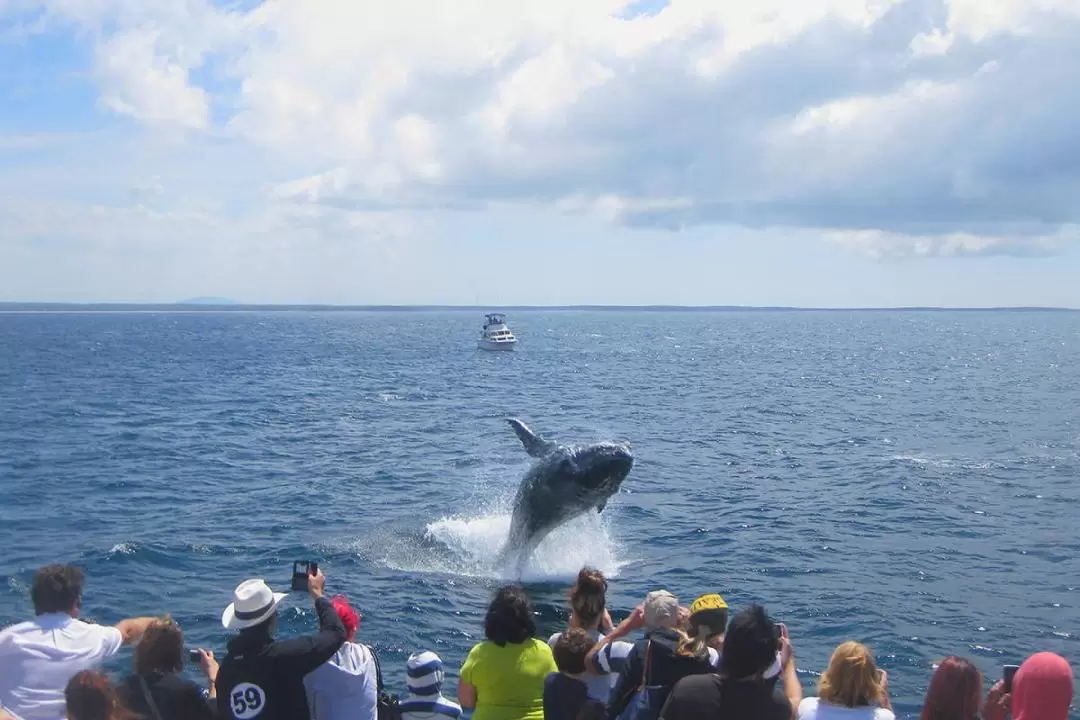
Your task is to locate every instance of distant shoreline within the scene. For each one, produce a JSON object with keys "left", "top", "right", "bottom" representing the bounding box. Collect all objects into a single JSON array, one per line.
[{"left": 0, "top": 303, "right": 1076, "bottom": 313}]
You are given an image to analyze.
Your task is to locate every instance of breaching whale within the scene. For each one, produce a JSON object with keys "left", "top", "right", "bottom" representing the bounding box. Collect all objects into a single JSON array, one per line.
[{"left": 495, "top": 418, "right": 634, "bottom": 573}]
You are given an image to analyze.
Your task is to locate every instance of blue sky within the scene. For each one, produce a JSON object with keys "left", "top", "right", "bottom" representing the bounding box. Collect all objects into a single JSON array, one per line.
[{"left": 1, "top": 0, "right": 1079, "bottom": 307}]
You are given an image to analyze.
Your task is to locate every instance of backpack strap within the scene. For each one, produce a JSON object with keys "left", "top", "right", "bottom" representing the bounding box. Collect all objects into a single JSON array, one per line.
[
  {"left": 137, "top": 676, "right": 166, "bottom": 720},
  {"left": 369, "top": 644, "right": 385, "bottom": 693},
  {"left": 639, "top": 640, "right": 652, "bottom": 690}
]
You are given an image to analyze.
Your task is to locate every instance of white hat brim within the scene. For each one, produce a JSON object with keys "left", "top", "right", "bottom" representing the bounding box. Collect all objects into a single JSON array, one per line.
[{"left": 222, "top": 592, "right": 287, "bottom": 630}]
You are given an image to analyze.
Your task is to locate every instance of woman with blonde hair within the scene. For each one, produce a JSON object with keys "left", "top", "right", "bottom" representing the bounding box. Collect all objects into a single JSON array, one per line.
[{"left": 797, "top": 641, "right": 894, "bottom": 720}]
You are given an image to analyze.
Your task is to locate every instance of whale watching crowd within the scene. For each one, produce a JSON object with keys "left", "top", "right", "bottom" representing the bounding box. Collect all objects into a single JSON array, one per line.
[{"left": 0, "top": 563, "right": 1073, "bottom": 720}]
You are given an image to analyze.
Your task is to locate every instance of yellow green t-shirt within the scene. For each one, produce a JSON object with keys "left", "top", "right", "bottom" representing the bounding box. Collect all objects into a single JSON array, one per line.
[{"left": 459, "top": 637, "right": 558, "bottom": 720}]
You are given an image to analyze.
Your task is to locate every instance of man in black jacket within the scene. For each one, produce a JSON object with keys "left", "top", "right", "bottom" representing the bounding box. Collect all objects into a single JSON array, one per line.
[{"left": 215, "top": 568, "right": 346, "bottom": 720}]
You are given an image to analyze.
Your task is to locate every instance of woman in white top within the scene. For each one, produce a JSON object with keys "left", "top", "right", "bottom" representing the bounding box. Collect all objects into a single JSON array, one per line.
[
  {"left": 304, "top": 595, "right": 378, "bottom": 720},
  {"left": 798, "top": 641, "right": 895, "bottom": 720}
]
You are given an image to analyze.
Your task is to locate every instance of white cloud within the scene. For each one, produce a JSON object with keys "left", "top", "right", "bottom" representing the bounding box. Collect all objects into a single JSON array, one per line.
[
  {"left": 0, "top": 196, "right": 422, "bottom": 302},
  {"left": 9, "top": 0, "right": 1080, "bottom": 261},
  {"left": 95, "top": 28, "right": 210, "bottom": 129},
  {"left": 828, "top": 230, "right": 1076, "bottom": 258}
]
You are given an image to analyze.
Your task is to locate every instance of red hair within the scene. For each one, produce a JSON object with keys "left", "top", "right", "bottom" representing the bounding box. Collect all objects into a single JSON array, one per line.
[
  {"left": 65, "top": 670, "right": 135, "bottom": 720},
  {"left": 332, "top": 595, "right": 360, "bottom": 639},
  {"left": 921, "top": 656, "right": 982, "bottom": 720}
]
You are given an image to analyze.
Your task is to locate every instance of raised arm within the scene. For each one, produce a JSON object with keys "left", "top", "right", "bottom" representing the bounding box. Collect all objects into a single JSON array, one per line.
[
  {"left": 271, "top": 570, "right": 346, "bottom": 676},
  {"left": 585, "top": 604, "right": 644, "bottom": 672},
  {"left": 114, "top": 616, "right": 158, "bottom": 645},
  {"left": 780, "top": 637, "right": 803, "bottom": 720}
]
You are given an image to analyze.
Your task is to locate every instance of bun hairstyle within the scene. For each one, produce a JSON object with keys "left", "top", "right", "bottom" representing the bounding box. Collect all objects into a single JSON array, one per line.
[{"left": 569, "top": 567, "right": 608, "bottom": 627}]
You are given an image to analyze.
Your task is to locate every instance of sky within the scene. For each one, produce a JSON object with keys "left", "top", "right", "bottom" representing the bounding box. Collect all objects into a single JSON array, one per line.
[{"left": 1, "top": 0, "right": 1079, "bottom": 307}]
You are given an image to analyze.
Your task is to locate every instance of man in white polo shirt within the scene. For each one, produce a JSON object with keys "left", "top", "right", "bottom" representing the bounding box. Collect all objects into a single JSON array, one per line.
[{"left": 0, "top": 564, "right": 157, "bottom": 720}]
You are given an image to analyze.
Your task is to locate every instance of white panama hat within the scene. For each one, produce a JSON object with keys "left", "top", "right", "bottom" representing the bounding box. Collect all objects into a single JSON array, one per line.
[{"left": 222, "top": 579, "right": 287, "bottom": 630}]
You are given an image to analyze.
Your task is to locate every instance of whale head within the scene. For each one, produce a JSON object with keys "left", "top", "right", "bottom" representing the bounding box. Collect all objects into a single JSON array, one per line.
[{"left": 564, "top": 441, "right": 634, "bottom": 497}]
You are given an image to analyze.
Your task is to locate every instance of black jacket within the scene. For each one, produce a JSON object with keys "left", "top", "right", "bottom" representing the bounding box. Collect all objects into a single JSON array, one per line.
[
  {"left": 607, "top": 630, "right": 716, "bottom": 720},
  {"left": 216, "top": 595, "right": 347, "bottom": 720},
  {"left": 118, "top": 672, "right": 218, "bottom": 720}
]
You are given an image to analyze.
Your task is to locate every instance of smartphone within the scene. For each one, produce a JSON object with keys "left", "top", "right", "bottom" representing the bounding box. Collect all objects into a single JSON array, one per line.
[
  {"left": 290, "top": 560, "right": 315, "bottom": 591},
  {"left": 774, "top": 622, "right": 788, "bottom": 639},
  {"left": 188, "top": 649, "right": 201, "bottom": 663},
  {"left": 1003, "top": 665, "right": 1020, "bottom": 693}
]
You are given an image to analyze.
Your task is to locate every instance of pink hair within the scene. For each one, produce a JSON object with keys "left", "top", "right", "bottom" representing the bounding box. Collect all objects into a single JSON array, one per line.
[
  {"left": 1013, "top": 652, "right": 1073, "bottom": 720},
  {"left": 331, "top": 595, "right": 360, "bottom": 639}
]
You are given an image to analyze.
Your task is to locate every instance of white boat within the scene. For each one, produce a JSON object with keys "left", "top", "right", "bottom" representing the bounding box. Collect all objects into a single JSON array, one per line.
[{"left": 478, "top": 313, "right": 517, "bottom": 351}]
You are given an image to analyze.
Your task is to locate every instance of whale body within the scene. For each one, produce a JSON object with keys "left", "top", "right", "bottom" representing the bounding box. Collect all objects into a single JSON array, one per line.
[{"left": 496, "top": 418, "right": 634, "bottom": 573}]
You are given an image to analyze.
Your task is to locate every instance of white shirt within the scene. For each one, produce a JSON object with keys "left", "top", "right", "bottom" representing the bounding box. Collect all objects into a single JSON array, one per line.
[
  {"left": 798, "top": 697, "right": 896, "bottom": 720},
  {"left": 0, "top": 614, "right": 123, "bottom": 720},
  {"left": 303, "top": 641, "right": 378, "bottom": 720}
]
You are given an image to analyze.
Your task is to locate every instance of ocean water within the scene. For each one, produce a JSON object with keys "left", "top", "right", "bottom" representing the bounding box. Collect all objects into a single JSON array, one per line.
[{"left": 1, "top": 309, "right": 1078, "bottom": 717}]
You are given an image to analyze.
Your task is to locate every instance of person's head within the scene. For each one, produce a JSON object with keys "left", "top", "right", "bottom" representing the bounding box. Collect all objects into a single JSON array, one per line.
[
  {"left": 643, "top": 590, "right": 680, "bottom": 631},
  {"left": 569, "top": 567, "right": 607, "bottom": 629},
  {"left": 720, "top": 604, "right": 779, "bottom": 680},
  {"left": 65, "top": 670, "right": 132, "bottom": 720},
  {"left": 331, "top": 595, "right": 360, "bottom": 642},
  {"left": 1012, "top": 652, "right": 1074, "bottom": 720},
  {"left": 406, "top": 650, "right": 446, "bottom": 697},
  {"left": 484, "top": 585, "right": 536, "bottom": 646},
  {"left": 818, "top": 641, "right": 886, "bottom": 708},
  {"left": 677, "top": 593, "right": 728, "bottom": 658},
  {"left": 553, "top": 628, "right": 594, "bottom": 677},
  {"left": 920, "top": 656, "right": 983, "bottom": 720},
  {"left": 133, "top": 617, "right": 184, "bottom": 677},
  {"left": 32, "top": 564, "right": 84, "bottom": 617},
  {"left": 222, "top": 578, "right": 286, "bottom": 636}
]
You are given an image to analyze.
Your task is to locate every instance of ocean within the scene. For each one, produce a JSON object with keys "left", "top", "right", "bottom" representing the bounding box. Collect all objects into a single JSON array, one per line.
[{"left": 1, "top": 309, "right": 1077, "bottom": 718}]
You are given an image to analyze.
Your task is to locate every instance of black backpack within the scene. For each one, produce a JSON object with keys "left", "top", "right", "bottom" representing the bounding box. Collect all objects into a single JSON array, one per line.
[{"left": 370, "top": 645, "right": 402, "bottom": 720}]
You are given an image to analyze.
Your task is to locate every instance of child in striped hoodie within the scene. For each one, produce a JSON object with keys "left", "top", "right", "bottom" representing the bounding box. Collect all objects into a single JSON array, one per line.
[{"left": 400, "top": 651, "right": 464, "bottom": 720}]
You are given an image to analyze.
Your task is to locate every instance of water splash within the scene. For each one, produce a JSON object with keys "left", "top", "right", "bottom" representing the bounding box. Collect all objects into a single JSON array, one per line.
[{"left": 369, "top": 509, "right": 625, "bottom": 584}]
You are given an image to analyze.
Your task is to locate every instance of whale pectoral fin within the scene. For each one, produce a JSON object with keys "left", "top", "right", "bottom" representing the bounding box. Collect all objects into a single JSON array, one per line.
[{"left": 507, "top": 418, "right": 557, "bottom": 457}]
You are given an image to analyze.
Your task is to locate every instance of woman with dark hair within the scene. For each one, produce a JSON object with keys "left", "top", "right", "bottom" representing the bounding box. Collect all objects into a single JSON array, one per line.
[
  {"left": 117, "top": 617, "right": 218, "bottom": 719},
  {"left": 65, "top": 671, "right": 135, "bottom": 720},
  {"left": 920, "top": 656, "right": 982, "bottom": 720},
  {"left": 548, "top": 568, "right": 617, "bottom": 707},
  {"left": 458, "top": 585, "right": 557, "bottom": 720}
]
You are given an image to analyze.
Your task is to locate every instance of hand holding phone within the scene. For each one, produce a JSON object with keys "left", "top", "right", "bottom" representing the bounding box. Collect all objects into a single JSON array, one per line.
[
  {"left": 188, "top": 649, "right": 201, "bottom": 663},
  {"left": 1003, "top": 665, "right": 1020, "bottom": 694},
  {"left": 291, "top": 560, "right": 317, "bottom": 592},
  {"left": 774, "top": 622, "right": 788, "bottom": 639}
]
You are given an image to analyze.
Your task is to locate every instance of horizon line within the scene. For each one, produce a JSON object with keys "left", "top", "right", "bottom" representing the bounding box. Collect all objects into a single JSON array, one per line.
[{"left": 0, "top": 302, "right": 1077, "bottom": 313}]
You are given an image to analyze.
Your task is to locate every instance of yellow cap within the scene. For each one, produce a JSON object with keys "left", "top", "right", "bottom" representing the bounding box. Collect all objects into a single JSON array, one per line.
[{"left": 690, "top": 593, "right": 728, "bottom": 614}]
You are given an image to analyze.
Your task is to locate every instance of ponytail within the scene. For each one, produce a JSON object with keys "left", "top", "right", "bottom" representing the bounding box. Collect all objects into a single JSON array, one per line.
[
  {"left": 569, "top": 567, "right": 607, "bottom": 628},
  {"left": 676, "top": 624, "right": 713, "bottom": 658}
]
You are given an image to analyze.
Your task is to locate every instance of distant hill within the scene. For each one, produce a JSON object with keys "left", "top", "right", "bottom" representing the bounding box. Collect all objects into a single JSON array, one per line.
[{"left": 176, "top": 297, "right": 240, "bottom": 305}]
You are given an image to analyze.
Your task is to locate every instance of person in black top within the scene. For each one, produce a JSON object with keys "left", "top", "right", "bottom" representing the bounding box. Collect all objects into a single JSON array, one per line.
[
  {"left": 215, "top": 569, "right": 346, "bottom": 720},
  {"left": 659, "top": 604, "right": 802, "bottom": 720},
  {"left": 589, "top": 591, "right": 716, "bottom": 720},
  {"left": 118, "top": 616, "right": 218, "bottom": 719},
  {"left": 545, "top": 629, "right": 605, "bottom": 720}
]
